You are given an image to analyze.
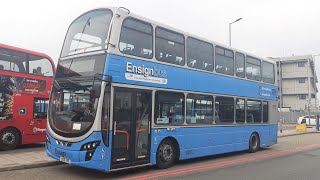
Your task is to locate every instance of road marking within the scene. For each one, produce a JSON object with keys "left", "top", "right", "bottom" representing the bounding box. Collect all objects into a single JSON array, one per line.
[{"left": 121, "top": 143, "right": 320, "bottom": 180}]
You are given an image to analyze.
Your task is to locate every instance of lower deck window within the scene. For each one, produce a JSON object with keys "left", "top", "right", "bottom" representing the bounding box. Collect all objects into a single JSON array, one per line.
[
  {"left": 247, "top": 100, "right": 262, "bottom": 123},
  {"left": 215, "top": 96, "right": 234, "bottom": 124},
  {"left": 33, "top": 98, "right": 49, "bottom": 119},
  {"left": 236, "top": 98, "right": 245, "bottom": 123},
  {"left": 155, "top": 91, "right": 184, "bottom": 125},
  {"left": 186, "top": 94, "right": 213, "bottom": 124}
]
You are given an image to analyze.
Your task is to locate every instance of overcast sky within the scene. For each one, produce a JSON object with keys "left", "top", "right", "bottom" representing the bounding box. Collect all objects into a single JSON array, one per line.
[{"left": 1, "top": 0, "right": 320, "bottom": 69}]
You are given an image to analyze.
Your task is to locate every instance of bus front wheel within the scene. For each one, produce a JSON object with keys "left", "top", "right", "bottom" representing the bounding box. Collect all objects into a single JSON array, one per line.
[
  {"left": 249, "top": 133, "right": 260, "bottom": 153},
  {"left": 0, "top": 128, "right": 20, "bottom": 151},
  {"left": 156, "top": 139, "right": 177, "bottom": 169}
]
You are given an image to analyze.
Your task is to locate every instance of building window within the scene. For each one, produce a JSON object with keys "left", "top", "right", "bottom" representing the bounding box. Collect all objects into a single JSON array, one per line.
[
  {"left": 299, "top": 95, "right": 307, "bottom": 100},
  {"left": 155, "top": 27, "right": 185, "bottom": 65},
  {"left": 235, "top": 52, "right": 245, "bottom": 78},
  {"left": 33, "top": 98, "right": 49, "bottom": 119},
  {"left": 215, "top": 46, "right": 234, "bottom": 75},
  {"left": 298, "top": 62, "right": 305, "bottom": 67},
  {"left": 236, "top": 98, "right": 245, "bottom": 123},
  {"left": 262, "top": 61, "right": 275, "bottom": 84},
  {"left": 298, "top": 78, "right": 305, "bottom": 83},
  {"left": 155, "top": 91, "right": 185, "bottom": 125},
  {"left": 247, "top": 100, "right": 262, "bottom": 123},
  {"left": 246, "top": 56, "right": 261, "bottom": 81},
  {"left": 187, "top": 37, "right": 214, "bottom": 71},
  {"left": 186, "top": 94, "right": 213, "bottom": 125},
  {"left": 215, "top": 96, "right": 234, "bottom": 124},
  {"left": 119, "top": 18, "right": 153, "bottom": 59}
]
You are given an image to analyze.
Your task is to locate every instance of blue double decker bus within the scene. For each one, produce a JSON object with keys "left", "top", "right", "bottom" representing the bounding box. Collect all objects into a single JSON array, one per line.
[{"left": 46, "top": 7, "right": 278, "bottom": 171}]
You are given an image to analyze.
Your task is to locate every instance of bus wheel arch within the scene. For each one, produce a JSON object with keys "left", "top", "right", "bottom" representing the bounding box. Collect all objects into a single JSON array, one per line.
[
  {"left": 249, "top": 132, "right": 260, "bottom": 153},
  {"left": 0, "top": 127, "right": 21, "bottom": 151},
  {"left": 156, "top": 137, "right": 180, "bottom": 169}
]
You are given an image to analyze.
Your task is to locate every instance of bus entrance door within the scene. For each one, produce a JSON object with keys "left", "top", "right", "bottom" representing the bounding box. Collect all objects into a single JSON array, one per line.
[{"left": 111, "top": 87, "right": 151, "bottom": 169}]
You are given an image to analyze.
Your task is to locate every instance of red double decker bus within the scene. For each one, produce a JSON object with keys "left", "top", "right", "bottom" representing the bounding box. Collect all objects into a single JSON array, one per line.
[{"left": 0, "top": 43, "right": 54, "bottom": 150}]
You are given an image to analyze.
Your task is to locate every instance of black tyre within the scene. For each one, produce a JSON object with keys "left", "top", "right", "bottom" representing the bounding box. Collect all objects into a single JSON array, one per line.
[
  {"left": 156, "top": 139, "right": 177, "bottom": 169},
  {"left": 0, "top": 128, "right": 20, "bottom": 151},
  {"left": 249, "top": 133, "right": 260, "bottom": 153}
]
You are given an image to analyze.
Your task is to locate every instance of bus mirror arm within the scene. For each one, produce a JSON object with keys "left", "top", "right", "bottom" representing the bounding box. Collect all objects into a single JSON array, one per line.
[{"left": 93, "top": 73, "right": 112, "bottom": 82}]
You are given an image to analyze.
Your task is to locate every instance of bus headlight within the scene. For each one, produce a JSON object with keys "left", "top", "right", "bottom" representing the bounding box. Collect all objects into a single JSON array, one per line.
[
  {"left": 85, "top": 150, "right": 96, "bottom": 161},
  {"left": 80, "top": 141, "right": 100, "bottom": 151}
]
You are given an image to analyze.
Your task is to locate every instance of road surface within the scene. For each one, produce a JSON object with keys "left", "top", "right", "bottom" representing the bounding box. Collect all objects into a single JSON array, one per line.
[{"left": 0, "top": 133, "right": 319, "bottom": 180}]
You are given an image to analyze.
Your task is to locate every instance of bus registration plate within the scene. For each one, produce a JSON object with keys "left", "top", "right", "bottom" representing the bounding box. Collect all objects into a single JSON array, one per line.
[{"left": 60, "top": 156, "right": 71, "bottom": 164}]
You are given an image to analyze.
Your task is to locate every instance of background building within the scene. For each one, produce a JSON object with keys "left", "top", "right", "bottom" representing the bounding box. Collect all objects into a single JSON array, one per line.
[{"left": 270, "top": 55, "right": 318, "bottom": 112}]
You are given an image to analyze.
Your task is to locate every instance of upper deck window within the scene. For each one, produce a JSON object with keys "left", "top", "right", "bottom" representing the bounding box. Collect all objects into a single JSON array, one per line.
[
  {"left": 155, "top": 27, "right": 185, "bottom": 66},
  {"left": 235, "top": 52, "right": 245, "bottom": 78},
  {"left": 215, "top": 46, "right": 234, "bottom": 75},
  {"left": 262, "top": 61, "right": 275, "bottom": 84},
  {"left": 0, "top": 48, "right": 27, "bottom": 73},
  {"left": 119, "top": 18, "right": 153, "bottom": 59},
  {"left": 61, "top": 9, "right": 113, "bottom": 57},
  {"left": 29, "top": 55, "right": 53, "bottom": 77},
  {"left": 246, "top": 56, "right": 261, "bottom": 81},
  {"left": 187, "top": 37, "right": 213, "bottom": 71}
]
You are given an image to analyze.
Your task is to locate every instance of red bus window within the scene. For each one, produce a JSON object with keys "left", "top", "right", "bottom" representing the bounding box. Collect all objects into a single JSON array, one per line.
[
  {"left": 33, "top": 98, "right": 49, "bottom": 119},
  {"left": 29, "top": 55, "right": 53, "bottom": 77}
]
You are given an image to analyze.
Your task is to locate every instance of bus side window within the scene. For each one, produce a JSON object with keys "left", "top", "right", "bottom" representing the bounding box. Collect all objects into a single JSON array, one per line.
[
  {"left": 119, "top": 18, "right": 153, "bottom": 59},
  {"left": 246, "top": 56, "right": 261, "bottom": 81},
  {"left": 155, "top": 91, "right": 184, "bottom": 125},
  {"left": 33, "top": 98, "right": 49, "bottom": 119},
  {"left": 186, "top": 94, "right": 213, "bottom": 125},
  {"left": 215, "top": 96, "right": 234, "bottom": 124},
  {"left": 187, "top": 37, "right": 214, "bottom": 72},
  {"left": 155, "top": 27, "right": 185, "bottom": 66},
  {"left": 0, "top": 48, "right": 27, "bottom": 73},
  {"left": 215, "top": 46, "right": 234, "bottom": 76}
]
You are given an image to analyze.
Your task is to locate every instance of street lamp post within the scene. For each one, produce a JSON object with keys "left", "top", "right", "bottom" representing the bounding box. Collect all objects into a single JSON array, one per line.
[
  {"left": 313, "top": 54, "right": 320, "bottom": 130},
  {"left": 229, "top": 18, "right": 242, "bottom": 47}
]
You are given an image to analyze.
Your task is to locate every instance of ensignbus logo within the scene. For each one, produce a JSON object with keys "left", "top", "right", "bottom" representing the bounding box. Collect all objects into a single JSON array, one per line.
[
  {"left": 125, "top": 62, "right": 168, "bottom": 84},
  {"left": 126, "top": 62, "right": 167, "bottom": 78}
]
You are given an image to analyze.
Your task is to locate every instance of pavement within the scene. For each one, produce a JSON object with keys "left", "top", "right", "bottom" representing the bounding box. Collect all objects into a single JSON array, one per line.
[
  {"left": 0, "top": 125, "right": 318, "bottom": 173},
  {"left": 278, "top": 125, "right": 318, "bottom": 137},
  {"left": 0, "top": 144, "right": 60, "bottom": 172}
]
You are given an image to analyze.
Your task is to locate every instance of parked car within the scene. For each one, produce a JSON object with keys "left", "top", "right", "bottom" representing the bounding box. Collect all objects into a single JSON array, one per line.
[{"left": 297, "top": 115, "right": 319, "bottom": 126}]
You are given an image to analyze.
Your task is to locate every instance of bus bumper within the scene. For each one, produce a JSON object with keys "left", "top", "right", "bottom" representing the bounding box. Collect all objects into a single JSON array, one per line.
[{"left": 46, "top": 138, "right": 110, "bottom": 172}]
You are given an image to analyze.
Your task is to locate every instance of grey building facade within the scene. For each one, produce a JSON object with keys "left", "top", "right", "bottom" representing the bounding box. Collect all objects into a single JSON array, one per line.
[{"left": 269, "top": 55, "right": 318, "bottom": 111}]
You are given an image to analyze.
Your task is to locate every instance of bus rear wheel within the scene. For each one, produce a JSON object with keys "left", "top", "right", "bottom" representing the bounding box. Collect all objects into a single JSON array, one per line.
[
  {"left": 0, "top": 128, "right": 20, "bottom": 151},
  {"left": 249, "top": 133, "right": 260, "bottom": 153},
  {"left": 156, "top": 139, "right": 177, "bottom": 169}
]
